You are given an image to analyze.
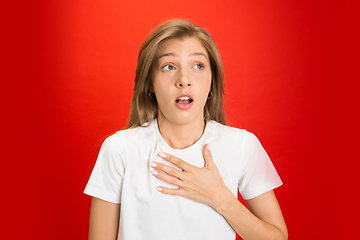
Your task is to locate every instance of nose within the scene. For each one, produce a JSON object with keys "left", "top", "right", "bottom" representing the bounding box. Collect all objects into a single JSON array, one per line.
[{"left": 175, "top": 69, "right": 192, "bottom": 88}]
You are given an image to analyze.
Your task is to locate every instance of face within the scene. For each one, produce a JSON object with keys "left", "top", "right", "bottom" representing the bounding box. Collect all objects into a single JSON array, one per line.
[{"left": 150, "top": 37, "right": 212, "bottom": 126}]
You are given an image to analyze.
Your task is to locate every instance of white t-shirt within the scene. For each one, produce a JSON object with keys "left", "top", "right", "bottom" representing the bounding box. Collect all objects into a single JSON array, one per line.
[{"left": 84, "top": 119, "right": 282, "bottom": 240}]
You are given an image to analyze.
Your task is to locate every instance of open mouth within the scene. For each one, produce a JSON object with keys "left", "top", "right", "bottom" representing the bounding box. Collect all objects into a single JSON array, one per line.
[
  {"left": 175, "top": 96, "right": 193, "bottom": 104},
  {"left": 175, "top": 94, "right": 194, "bottom": 110}
]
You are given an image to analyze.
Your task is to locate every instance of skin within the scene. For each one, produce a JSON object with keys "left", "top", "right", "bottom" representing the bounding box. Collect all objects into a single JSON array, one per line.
[
  {"left": 88, "top": 37, "right": 288, "bottom": 240},
  {"left": 150, "top": 37, "right": 212, "bottom": 149},
  {"left": 89, "top": 197, "right": 120, "bottom": 240},
  {"left": 150, "top": 147, "right": 288, "bottom": 240}
]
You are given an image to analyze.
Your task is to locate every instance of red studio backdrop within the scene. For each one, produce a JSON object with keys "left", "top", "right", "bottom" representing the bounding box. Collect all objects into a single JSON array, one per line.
[{"left": 3, "top": 0, "right": 357, "bottom": 239}]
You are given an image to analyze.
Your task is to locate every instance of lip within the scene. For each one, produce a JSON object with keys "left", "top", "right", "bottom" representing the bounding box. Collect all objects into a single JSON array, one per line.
[
  {"left": 175, "top": 93, "right": 194, "bottom": 101},
  {"left": 175, "top": 93, "right": 194, "bottom": 110}
]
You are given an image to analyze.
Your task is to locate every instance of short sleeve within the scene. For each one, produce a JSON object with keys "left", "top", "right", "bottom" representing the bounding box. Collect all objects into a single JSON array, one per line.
[
  {"left": 84, "top": 133, "right": 125, "bottom": 204},
  {"left": 238, "top": 132, "right": 283, "bottom": 200}
]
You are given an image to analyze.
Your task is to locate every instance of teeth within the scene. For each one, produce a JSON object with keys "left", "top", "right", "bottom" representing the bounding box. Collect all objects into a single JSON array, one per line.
[{"left": 178, "top": 96, "right": 191, "bottom": 100}]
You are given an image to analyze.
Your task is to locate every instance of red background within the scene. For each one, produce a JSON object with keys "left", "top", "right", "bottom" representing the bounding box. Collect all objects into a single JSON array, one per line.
[{"left": 3, "top": 0, "right": 358, "bottom": 239}]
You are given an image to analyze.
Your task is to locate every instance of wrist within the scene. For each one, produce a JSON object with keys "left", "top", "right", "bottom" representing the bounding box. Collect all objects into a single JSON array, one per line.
[{"left": 212, "top": 188, "right": 238, "bottom": 214}]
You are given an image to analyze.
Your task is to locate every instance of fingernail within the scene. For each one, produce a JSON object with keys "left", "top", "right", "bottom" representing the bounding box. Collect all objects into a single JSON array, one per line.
[
  {"left": 149, "top": 162, "right": 157, "bottom": 168},
  {"left": 157, "top": 187, "right": 163, "bottom": 192},
  {"left": 159, "top": 152, "right": 166, "bottom": 158},
  {"left": 151, "top": 170, "right": 159, "bottom": 176},
  {"left": 206, "top": 143, "right": 211, "bottom": 151}
]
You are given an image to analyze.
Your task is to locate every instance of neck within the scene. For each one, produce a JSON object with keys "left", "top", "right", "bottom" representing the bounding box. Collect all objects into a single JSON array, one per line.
[{"left": 157, "top": 114, "right": 206, "bottom": 150}]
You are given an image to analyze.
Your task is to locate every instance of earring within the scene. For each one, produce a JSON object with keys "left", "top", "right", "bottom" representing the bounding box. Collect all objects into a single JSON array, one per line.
[
  {"left": 149, "top": 91, "right": 156, "bottom": 100},
  {"left": 207, "top": 91, "right": 212, "bottom": 99}
]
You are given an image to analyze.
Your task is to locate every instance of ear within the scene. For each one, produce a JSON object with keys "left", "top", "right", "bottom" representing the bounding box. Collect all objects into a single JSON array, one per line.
[{"left": 149, "top": 82, "right": 154, "bottom": 92}]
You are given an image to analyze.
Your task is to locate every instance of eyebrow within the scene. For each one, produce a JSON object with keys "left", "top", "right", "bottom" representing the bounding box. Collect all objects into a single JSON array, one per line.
[{"left": 157, "top": 52, "right": 208, "bottom": 60}]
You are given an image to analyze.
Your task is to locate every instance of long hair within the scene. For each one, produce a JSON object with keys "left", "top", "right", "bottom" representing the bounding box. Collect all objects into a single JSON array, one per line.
[{"left": 126, "top": 19, "right": 227, "bottom": 129}]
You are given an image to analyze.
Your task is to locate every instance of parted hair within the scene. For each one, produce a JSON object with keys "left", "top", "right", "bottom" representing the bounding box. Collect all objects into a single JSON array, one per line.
[{"left": 126, "top": 19, "right": 227, "bottom": 129}]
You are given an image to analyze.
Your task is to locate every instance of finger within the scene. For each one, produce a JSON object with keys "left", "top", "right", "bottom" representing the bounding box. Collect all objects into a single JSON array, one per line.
[
  {"left": 156, "top": 186, "right": 185, "bottom": 196},
  {"left": 203, "top": 143, "right": 215, "bottom": 169},
  {"left": 150, "top": 169, "right": 184, "bottom": 187},
  {"left": 158, "top": 152, "right": 194, "bottom": 172},
  {"left": 150, "top": 162, "right": 184, "bottom": 179}
]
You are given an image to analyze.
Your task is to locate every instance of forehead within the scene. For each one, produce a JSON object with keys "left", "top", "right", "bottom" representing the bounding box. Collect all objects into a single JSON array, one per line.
[{"left": 155, "top": 37, "right": 209, "bottom": 59}]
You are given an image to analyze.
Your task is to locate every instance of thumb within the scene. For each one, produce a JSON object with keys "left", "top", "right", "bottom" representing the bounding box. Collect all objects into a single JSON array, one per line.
[{"left": 203, "top": 143, "right": 215, "bottom": 169}]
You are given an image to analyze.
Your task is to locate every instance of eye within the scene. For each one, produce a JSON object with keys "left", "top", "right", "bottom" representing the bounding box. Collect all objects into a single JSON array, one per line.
[
  {"left": 193, "top": 63, "right": 204, "bottom": 70},
  {"left": 162, "top": 64, "right": 175, "bottom": 71}
]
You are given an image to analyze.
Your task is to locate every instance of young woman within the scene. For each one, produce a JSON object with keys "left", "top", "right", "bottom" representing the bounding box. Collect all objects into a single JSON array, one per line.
[{"left": 84, "top": 19, "right": 288, "bottom": 240}]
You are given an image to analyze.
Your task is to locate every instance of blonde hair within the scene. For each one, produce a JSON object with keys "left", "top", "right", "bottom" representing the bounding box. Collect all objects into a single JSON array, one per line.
[{"left": 126, "top": 19, "right": 227, "bottom": 129}]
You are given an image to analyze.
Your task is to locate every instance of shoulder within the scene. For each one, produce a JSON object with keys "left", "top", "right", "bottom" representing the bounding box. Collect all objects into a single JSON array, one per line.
[
  {"left": 209, "top": 121, "right": 258, "bottom": 143},
  {"left": 208, "top": 121, "right": 265, "bottom": 155},
  {"left": 101, "top": 121, "right": 157, "bottom": 151}
]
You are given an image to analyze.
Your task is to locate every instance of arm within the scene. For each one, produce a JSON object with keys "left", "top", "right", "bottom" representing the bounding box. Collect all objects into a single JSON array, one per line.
[
  {"left": 89, "top": 197, "right": 120, "bottom": 240},
  {"left": 215, "top": 190, "right": 288, "bottom": 240},
  {"left": 150, "top": 144, "right": 287, "bottom": 240}
]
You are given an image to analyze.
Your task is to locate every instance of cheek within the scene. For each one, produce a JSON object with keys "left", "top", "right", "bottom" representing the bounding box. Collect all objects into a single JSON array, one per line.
[
  {"left": 197, "top": 79, "right": 212, "bottom": 104},
  {"left": 153, "top": 82, "right": 174, "bottom": 105},
  {"left": 202, "top": 73, "right": 212, "bottom": 91},
  {"left": 153, "top": 74, "right": 177, "bottom": 96},
  {"left": 154, "top": 81, "right": 169, "bottom": 96}
]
